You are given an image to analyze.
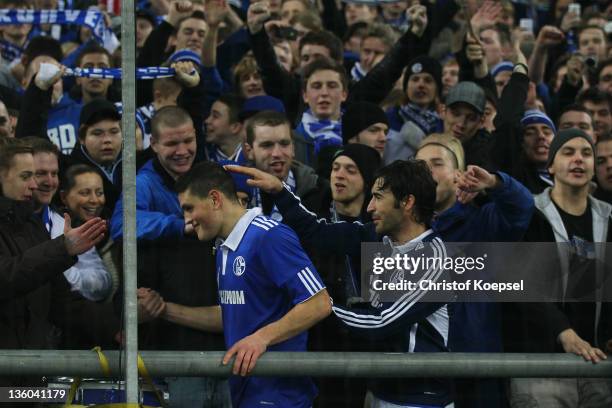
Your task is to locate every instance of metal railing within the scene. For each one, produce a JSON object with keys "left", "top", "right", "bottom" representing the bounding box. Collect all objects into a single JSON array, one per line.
[
  {"left": 120, "top": 0, "right": 138, "bottom": 402},
  {"left": 1, "top": 351, "right": 611, "bottom": 378}
]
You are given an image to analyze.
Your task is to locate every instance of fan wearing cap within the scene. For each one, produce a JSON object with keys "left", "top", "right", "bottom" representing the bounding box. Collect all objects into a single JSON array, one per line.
[
  {"left": 342, "top": 101, "right": 389, "bottom": 157},
  {"left": 384, "top": 56, "right": 444, "bottom": 164},
  {"left": 67, "top": 98, "right": 123, "bottom": 214},
  {"left": 510, "top": 129, "right": 612, "bottom": 406},
  {"left": 441, "top": 81, "right": 493, "bottom": 168}
]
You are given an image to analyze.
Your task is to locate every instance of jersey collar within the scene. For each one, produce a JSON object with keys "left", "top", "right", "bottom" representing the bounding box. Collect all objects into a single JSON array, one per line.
[{"left": 221, "top": 207, "right": 262, "bottom": 251}]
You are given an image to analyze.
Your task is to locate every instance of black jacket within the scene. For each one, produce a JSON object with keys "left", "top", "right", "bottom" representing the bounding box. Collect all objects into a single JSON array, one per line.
[
  {"left": 0, "top": 197, "right": 76, "bottom": 387},
  {"left": 488, "top": 72, "right": 550, "bottom": 194},
  {"left": 249, "top": 26, "right": 432, "bottom": 126}
]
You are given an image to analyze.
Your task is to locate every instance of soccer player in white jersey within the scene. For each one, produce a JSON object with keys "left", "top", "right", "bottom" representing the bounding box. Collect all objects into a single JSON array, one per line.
[{"left": 174, "top": 161, "right": 332, "bottom": 408}]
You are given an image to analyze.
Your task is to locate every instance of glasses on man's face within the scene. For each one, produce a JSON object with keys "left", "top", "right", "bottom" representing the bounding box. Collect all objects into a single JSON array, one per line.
[{"left": 0, "top": 116, "right": 8, "bottom": 126}]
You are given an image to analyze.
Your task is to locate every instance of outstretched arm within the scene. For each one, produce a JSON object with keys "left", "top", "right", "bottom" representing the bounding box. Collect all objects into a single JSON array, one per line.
[{"left": 226, "top": 165, "right": 377, "bottom": 257}]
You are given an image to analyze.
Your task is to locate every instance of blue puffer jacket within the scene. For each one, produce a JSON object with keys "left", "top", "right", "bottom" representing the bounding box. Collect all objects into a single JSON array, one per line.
[
  {"left": 110, "top": 159, "right": 184, "bottom": 241},
  {"left": 432, "top": 172, "right": 535, "bottom": 353}
]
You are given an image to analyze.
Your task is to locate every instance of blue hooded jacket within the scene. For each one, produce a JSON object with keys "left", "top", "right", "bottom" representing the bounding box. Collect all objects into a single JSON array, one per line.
[
  {"left": 110, "top": 159, "right": 184, "bottom": 241},
  {"left": 432, "top": 172, "right": 534, "bottom": 353}
]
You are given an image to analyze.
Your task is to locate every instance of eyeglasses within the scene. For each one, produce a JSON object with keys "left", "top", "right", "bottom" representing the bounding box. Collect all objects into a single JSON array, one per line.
[{"left": 0, "top": 116, "right": 8, "bottom": 126}]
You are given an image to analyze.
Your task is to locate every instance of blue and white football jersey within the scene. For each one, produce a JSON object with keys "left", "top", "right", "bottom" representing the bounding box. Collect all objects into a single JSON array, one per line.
[{"left": 216, "top": 207, "right": 325, "bottom": 407}]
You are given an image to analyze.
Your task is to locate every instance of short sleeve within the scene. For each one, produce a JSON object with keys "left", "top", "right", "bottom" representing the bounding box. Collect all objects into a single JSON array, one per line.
[{"left": 259, "top": 224, "right": 325, "bottom": 305}]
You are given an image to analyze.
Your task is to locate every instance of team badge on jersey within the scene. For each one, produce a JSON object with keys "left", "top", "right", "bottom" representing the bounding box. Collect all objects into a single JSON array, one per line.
[{"left": 233, "top": 256, "right": 246, "bottom": 276}]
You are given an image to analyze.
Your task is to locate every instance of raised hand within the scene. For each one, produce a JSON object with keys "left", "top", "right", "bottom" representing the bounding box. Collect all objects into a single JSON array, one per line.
[
  {"left": 534, "top": 25, "right": 565, "bottom": 49},
  {"left": 465, "top": 33, "right": 488, "bottom": 78},
  {"left": 560, "top": 8, "right": 581, "bottom": 33},
  {"left": 35, "top": 62, "right": 65, "bottom": 91},
  {"left": 224, "top": 165, "right": 284, "bottom": 194},
  {"left": 407, "top": 4, "right": 427, "bottom": 37},
  {"left": 205, "top": 0, "right": 228, "bottom": 28},
  {"left": 63, "top": 213, "right": 107, "bottom": 256},
  {"left": 470, "top": 0, "right": 502, "bottom": 35},
  {"left": 172, "top": 61, "right": 200, "bottom": 87},
  {"left": 247, "top": 1, "right": 271, "bottom": 34},
  {"left": 167, "top": 0, "right": 194, "bottom": 27},
  {"left": 456, "top": 165, "right": 500, "bottom": 193}
]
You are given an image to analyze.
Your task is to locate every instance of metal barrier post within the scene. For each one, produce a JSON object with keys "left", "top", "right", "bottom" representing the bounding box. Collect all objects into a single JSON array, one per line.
[{"left": 120, "top": 0, "right": 138, "bottom": 403}]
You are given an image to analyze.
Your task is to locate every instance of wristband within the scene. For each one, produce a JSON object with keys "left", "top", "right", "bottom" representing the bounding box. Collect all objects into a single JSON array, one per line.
[{"left": 513, "top": 63, "right": 528, "bottom": 74}]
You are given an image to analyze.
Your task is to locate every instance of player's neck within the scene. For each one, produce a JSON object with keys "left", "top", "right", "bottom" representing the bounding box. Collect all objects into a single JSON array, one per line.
[
  {"left": 392, "top": 222, "right": 427, "bottom": 246},
  {"left": 219, "top": 204, "right": 248, "bottom": 239}
]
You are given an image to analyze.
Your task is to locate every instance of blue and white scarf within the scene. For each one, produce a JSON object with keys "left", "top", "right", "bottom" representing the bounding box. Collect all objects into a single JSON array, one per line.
[
  {"left": 63, "top": 66, "right": 178, "bottom": 80},
  {"left": 0, "top": 38, "right": 24, "bottom": 62},
  {"left": 397, "top": 103, "right": 442, "bottom": 136},
  {"left": 205, "top": 143, "right": 247, "bottom": 165},
  {"left": 0, "top": 9, "right": 118, "bottom": 51},
  {"left": 295, "top": 109, "right": 343, "bottom": 155},
  {"left": 350, "top": 62, "right": 367, "bottom": 81}
]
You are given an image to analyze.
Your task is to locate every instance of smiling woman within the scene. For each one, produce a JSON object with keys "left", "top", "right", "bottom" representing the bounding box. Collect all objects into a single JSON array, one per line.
[{"left": 55, "top": 164, "right": 117, "bottom": 303}]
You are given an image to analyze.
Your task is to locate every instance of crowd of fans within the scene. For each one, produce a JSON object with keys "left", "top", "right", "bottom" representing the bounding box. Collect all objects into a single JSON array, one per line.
[{"left": 1, "top": 0, "right": 612, "bottom": 406}]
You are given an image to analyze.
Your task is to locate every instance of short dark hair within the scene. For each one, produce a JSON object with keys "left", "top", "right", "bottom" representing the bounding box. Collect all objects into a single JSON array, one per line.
[
  {"left": 372, "top": 160, "right": 436, "bottom": 226},
  {"left": 215, "top": 94, "right": 245, "bottom": 125},
  {"left": 558, "top": 104, "right": 593, "bottom": 123},
  {"left": 301, "top": 57, "right": 348, "bottom": 91},
  {"left": 21, "top": 137, "right": 60, "bottom": 158},
  {"left": 578, "top": 88, "right": 612, "bottom": 111},
  {"left": 76, "top": 43, "right": 113, "bottom": 68},
  {"left": 175, "top": 161, "right": 238, "bottom": 203},
  {"left": 577, "top": 25, "right": 606, "bottom": 43},
  {"left": 61, "top": 164, "right": 102, "bottom": 194},
  {"left": 175, "top": 11, "right": 207, "bottom": 34},
  {"left": 23, "top": 36, "right": 63, "bottom": 68},
  {"left": 151, "top": 106, "right": 193, "bottom": 141},
  {"left": 245, "top": 111, "right": 291, "bottom": 145},
  {"left": 299, "top": 30, "right": 343, "bottom": 63},
  {"left": 343, "top": 21, "right": 368, "bottom": 44},
  {"left": 479, "top": 23, "right": 512, "bottom": 46},
  {"left": 0, "top": 138, "right": 32, "bottom": 174}
]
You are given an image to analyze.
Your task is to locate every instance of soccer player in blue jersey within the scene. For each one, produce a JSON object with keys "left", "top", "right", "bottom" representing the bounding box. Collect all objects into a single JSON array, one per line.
[{"left": 175, "top": 161, "right": 332, "bottom": 408}]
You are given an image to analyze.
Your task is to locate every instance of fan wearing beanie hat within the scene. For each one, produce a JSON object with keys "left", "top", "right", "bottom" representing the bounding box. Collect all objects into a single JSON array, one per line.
[
  {"left": 342, "top": 101, "right": 389, "bottom": 157},
  {"left": 546, "top": 129, "right": 595, "bottom": 187},
  {"left": 384, "top": 56, "right": 444, "bottom": 164},
  {"left": 520, "top": 109, "right": 556, "bottom": 166},
  {"left": 491, "top": 61, "right": 514, "bottom": 97},
  {"left": 330, "top": 144, "right": 381, "bottom": 221}
]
